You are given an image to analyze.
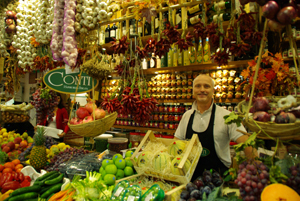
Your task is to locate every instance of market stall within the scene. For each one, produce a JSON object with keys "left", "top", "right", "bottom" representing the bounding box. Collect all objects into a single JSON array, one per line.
[{"left": 0, "top": 0, "right": 300, "bottom": 200}]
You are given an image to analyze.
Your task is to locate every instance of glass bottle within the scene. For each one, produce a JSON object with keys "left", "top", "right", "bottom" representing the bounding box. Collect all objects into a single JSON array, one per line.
[
  {"left": 130, "top": 19, "right": 137, "bottom": 38},
  {"left": 110, "top": 23, "right": 117, "bottom": 41},
  {"left": 122, "top": 21, "right": 126, "bottom": 37},
  {"left": 155, "top": 14, "right": 160, "bottom": 34},
  {"left": 197, "top": 38, "right": 203, "bottom": 64},
  {"left": 189, "top": 39, "right": 196, "bottom": 63},
  {"left": 187, "top": 4, "right": 204, "bottom": 16},
  {"left": 208, "top": 12, "right": 231, "bottom": 23},
  {"left": 150, "top": 53, "right": 156, "bottom": 68},
  {"left": 176, "top": 8, "right": 182, "bottom": 29},
  {"left": 138, "top": 19, "right": 143, "bottom": 37},
  {"left": 105, "top": 24, "right": 110, "bottom": 43},
  {"left": 188, "top": 14, "right": 203, "bottom": 27},
  {"left": 162, "top": 11, "right": 169, "bottom": 30},
  {"left": 144, "top": 19, "right": 151, "bottom": 36}
]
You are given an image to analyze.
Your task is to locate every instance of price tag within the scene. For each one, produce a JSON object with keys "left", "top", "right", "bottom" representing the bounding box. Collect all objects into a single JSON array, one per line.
[
  {"left": 145, "top": 192, "right": 154, "bottom": 201},
  {"left": 114, "top": 187, "right": 124, "bottom": 197},
  {"left": 128, "top": 195, "right": 136, "bottom": 201}
]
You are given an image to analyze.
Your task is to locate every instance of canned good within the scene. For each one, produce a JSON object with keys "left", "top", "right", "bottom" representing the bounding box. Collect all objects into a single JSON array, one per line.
[
  {"left": 164, "top": 122, "right": 169, "bottom": 129},
  {"left": 145, "top": 122, "right": 149, "bottom": 127},
  {"left": 159, "top": 113, "right": 164, "bottom": 121},
  {"left": 123, "top": 120, "right": 128, "bottom": 126},
  {"left": 116, "top": 120, "right": 120, "bottom": 125},
  {"left": 154, "top": 121, "right": 159, "bottom": 128}
]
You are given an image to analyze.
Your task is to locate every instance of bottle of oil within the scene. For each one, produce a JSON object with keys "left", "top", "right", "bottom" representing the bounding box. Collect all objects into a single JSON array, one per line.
[
  {"left": 197, "top": 38, "right": 203, "bottom": 64},
  {"left": 203, "top": 37, "right": 211, "bottom": 63}
]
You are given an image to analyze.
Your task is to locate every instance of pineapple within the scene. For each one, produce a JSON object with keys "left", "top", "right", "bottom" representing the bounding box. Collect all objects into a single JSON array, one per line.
[{"left": 30, "top": 127, "right": 47, "bottom": 171}]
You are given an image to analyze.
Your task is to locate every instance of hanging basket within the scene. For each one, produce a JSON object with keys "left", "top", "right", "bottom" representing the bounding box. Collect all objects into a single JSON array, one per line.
[
  {"left": 243, "top": 118, "right": 300, "bottom": 138},
  {"left": 68, "top": 111, "right": 117, "bottom": 137},
  {"left": 242, "top": 22, "right": 300, "bottom": 140}
]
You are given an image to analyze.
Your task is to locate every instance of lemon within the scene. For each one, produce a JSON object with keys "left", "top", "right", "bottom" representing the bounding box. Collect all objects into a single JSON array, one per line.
[
  {"left": 105, "top": 164, "right": 117, "bottom": 175},
  {"left": 124, "top": 166, "right": 134, "bottom": 176},
  {"left": 104, "top": 174, "right": 116, "bottom": 185},
  {"left": 115, "top": 159, "right": 126, "bottom": 170}
]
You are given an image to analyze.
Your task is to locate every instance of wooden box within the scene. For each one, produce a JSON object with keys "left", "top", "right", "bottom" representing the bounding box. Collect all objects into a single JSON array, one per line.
[
  {"left": 130, "top": 130, "right": 202, "bottom": 184},
  {"left": 116, "top": 173, "right": 186, "bottom": 201}
]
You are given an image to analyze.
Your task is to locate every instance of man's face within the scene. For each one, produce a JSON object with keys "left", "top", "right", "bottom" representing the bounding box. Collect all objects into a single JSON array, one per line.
[{"left": 193, "top": 76, "right": 214, "bottom": 105}]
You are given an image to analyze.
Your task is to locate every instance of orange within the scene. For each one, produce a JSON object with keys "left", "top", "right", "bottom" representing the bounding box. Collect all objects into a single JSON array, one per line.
[
  {"left": 15, "top": 168, "right": 22, "bottom": 173},
  {"left": 0, "top": 165, "right": 4, "bottom": 172},
  {"left": 3, "top": 168, "right": 13, "bottom": 173},
  {"left": 4, "top": 162, "right": 15, "bottom": 170},
  {"left": 12, "top": 159, "right": 20, "bottom": 166},
  {"left": 15, "top": 164, "right": 23, "bottom": 170}
]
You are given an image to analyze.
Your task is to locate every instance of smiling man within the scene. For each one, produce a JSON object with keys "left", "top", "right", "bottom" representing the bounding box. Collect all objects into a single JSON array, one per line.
[{"left": 174, "top": 74, "right": 250, "bottom": 180}]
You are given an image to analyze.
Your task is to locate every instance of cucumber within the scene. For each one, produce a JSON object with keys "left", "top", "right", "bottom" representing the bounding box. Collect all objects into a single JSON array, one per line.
[
  {"left": 24, "top": 199, "right": 38, "bottom": 201},
  {"left": 10, "top": 185, "right": 41, "bottom": 197},
  {"left": 8, "top": 192, "right": 38, "bottom": 201},
  {"left": 41, "top": 183, "right": 63, "bottom": 198},
  {"left": 33, "top": 180, "right": 44, "bottom": 186},
  {"left": 44, "top": 174, "right": 64, "bottom": 185},
  {"left": 35, "top": 171, "right": 57, "bottom": 182},
  {"left": 40, "top": 185, "right": 54, "bottom": 194},
  {"left": 46, "top": 193, "right": 55, "bottom": 201},
  {"left": 41, "top": 172, "right": 60, "bottom": 183}
]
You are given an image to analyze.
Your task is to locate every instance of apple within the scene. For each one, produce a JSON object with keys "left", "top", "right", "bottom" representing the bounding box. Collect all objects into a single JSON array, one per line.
[
  {"left": 3, "top": 146, "right": 10, "bottom": 153},
  {"left": 83, "top": 116, "right": 93, "bottom": 123},
  {"left": 5, "top": 18, "right": 14, "bottom": 26},
  {"left": 1, "top": 143, "right": 7, "bottom": 150},
  {"left": 6, "top": 142, "right": 15, "bottom": 151},
  {"left": 14, "top": 137, "right": 22, "bottom": 144},
  {"left": 20, "top": 140, "right": 28, "bottom": 149}
]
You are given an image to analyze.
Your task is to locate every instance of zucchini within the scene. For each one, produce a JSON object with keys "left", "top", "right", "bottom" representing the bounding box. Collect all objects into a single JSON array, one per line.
[
  {"left": 35, "top": 171, "right": 57, "bottom": 182},
  {"left": 40, "top": 185, "right": 54, "bottom": 194},
  {"left": 41, "top": 183, "right": 63, "bottom": 198},
  {"left": 41, "top": 172, "right": 60, "bottom": 183},
  {"left": 10, "top": 185, "right": 41, "bottom": 197},
  {"left": 44, "top": 174, "right": 64, "bottom": 185},
  {"left": 8, "top": 192, "right": 38, "bottom": 201}
]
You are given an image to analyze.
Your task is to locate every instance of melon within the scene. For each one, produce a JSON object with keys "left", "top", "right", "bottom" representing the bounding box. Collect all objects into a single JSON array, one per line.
[
  {"left": 170, "top": 156, "right": 191, "bottom": 176},
  {"left": 153, "top": 152, "right": 171, "bottom": 172},
  {"left": 261, "top": 183, "right": 300, "bottom": 201},
  {"left": 168, "top": 140, "right": 186, "bottom": 157},
  {"left": 137, "top": 151, "right": 152, "bottom": 167}
]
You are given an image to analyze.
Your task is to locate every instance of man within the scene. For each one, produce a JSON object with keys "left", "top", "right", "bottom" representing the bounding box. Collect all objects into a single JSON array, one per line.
[{"left": 174, "top": 74, "right": 252, "bottom": 180}]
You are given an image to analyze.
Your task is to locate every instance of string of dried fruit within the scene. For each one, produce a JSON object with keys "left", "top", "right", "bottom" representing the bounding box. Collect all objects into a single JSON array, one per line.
[{"left": 110, "top": 35, "right": 130, "bottom": 55}]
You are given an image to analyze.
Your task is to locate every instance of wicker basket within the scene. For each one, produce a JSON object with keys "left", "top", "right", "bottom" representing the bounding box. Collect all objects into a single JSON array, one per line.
[
  {"left": 243, "top": 118, "right": 300, "bottom": 138},
  {"left": 68, "top": 111, "right": 117, "bottom": 137}
]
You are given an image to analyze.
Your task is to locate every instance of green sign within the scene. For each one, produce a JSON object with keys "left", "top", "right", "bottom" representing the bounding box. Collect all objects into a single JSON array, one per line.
[
  {"left": 201, "top": 148, "right": 210, "bottom": 157},
  {"left": 43, "top": 67, "right": 99, "bottom": 94}
]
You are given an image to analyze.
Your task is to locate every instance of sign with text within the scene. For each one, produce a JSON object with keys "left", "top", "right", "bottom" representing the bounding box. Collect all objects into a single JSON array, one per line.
[{"left": 43, "top": 67, "right": 99, "bottom": 94}]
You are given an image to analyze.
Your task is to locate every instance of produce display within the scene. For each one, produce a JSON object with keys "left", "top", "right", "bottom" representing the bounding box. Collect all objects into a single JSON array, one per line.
[
  {"left": 122, "top": 185, "right": 142, "bottom": 201},
  {"left": 29, "top": 127, "right": 47, "bottom": 172},
  {"left": 0, "top": 102, "right": 34, "bottom": 123}
]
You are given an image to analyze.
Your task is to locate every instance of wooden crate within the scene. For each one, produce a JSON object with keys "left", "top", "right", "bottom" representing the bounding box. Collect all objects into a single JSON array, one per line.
[
  {"left": 116, "top": 173, "right": 185, "bottom": 201},
  {"left": 130, "top": 130, "right": 202, "bottom": 184}
]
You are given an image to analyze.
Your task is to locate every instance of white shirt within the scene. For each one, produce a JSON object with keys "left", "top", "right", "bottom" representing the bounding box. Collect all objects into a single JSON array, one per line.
[
  {"left": 48, "top": 116, "right": 57, "bottom": 128},
  {"left": 174, "top": 101, "right": 246, "bottom": 168}
]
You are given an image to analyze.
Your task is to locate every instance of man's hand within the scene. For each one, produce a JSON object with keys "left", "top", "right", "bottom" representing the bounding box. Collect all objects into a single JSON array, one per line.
[{"left": 57, "top": 132, "right": 65, "bottom": 138}]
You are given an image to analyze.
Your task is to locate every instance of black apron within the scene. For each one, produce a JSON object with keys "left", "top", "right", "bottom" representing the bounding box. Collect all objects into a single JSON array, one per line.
[{"left": 186, "top": 104, "right": 228, "bottom": 181}]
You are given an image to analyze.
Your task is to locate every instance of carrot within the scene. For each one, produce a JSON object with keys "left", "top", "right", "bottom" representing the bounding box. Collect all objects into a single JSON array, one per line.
[
  {"left": 59, "top": 190, "right": 75, "bottom": 201},
  {"left": 48, "top": 190, "right": 69, "bottom": 201},
  {"left": 65, "top": 191, "right": 75, "bottom": 201}
]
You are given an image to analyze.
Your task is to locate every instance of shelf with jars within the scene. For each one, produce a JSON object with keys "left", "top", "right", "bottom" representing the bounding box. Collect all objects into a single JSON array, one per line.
[{"left": 112, "top": 125, "right": 176, "bottom": 134}]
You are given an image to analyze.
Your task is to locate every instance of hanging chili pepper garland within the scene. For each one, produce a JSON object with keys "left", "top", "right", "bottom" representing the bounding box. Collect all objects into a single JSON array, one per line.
[{"left": 110, "top": 36, "right": 130, "bottom": 55}]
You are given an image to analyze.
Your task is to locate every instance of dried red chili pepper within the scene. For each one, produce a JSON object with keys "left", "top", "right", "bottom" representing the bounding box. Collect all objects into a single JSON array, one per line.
[
  {"left": 211, "top": 51, "right": 230, "bottom": 66},
  {"left": 110, "top": 36, "right": 129, "bottom": 55}
]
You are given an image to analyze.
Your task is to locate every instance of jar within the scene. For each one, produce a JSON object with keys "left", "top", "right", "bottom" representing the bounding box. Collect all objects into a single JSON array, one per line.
[
  {"left": 154, "top": 121, "right": 159, "bottom": 128},
  {"left": 145, "top": 122, "right": 149, "bottom": 127},
  {"left": 176, "top": 94, "right": 182, "bottom": 99},
  {"left": 228, "top": 105, "right": 233, "bottom": 112},
  {"left": 166, "top": 80, "right": 171, "bottom": 87},
  {"left": 188, "top": 79, "right": 193, "bottom": 86},
  {"left": 128, "top": 120, "right": 132, "bottom": 126},
  {"left": 154, "top": 114, "right": 159, "bottom": 121},
  {"left": 171, "top": 80, "right": 176, "bottom": 87},
  {"left": 182, "top": 87, "right": 187, "bottom": 93},
  {"left": 171, "top": 94, "right": 176, "bottom": 99},
  {"left": 164, "top": 114, "right": 169, "bottom": 121},
  {"left": 164, "top": 122, "right": 169, "bottom": 129},
  {"left": 123, "top": 120, "right": 128, "bottom": 126},
  {"left": 159, "top": 113, "right": 164, "bottom": 121},
  {"left": 166, "top": 74, "right": 171, "bottom": 80},
  {"left": 187, "top": 93, "right": 192, "bottom": 99},
  {"left": 171, "top": 73, "right": 176, "bottom": 80},
  {"left": 130, "top": 132, "right": 140, "bottom": 148},
  {"left": 174, "top": 104, "right": 179, "bottom": 113},
  {"left": 161, "top": 94, "right": 165, "bottom": 99},
  {"left": 169, "top": 122, "right": 175, "bottom": 130},
  {"left": 179, "top": 104, "right": 185, "bottom": 112},
  {"left": 193, "top": 72, "right": 198, "bottom": 79},
  {"left": 168, "top": 114, "right": 175, "bottom": 121},
  {"left": 182, "top": 79, "right": 187, "bottom": 86},
  {"left": 174, "top": 115, "right": 180, "bottom": 121},
  {"left": 159, "top": 122, "right": 164, "bottom": 129},
  {"left": 168, "top": 105, "right": 174, "bottom": 113},
  {"left": 108, "top": 138, "right": 128, "bottom": 154},
  {"left": 164, "top": 104, "right": 169, "bottom": 112},
  {"left": 116, "top": 120, "right": 120, "bottom": 125},
  {"left": 187, "top": 86, "right": 193, "bottom": 93},
  {"left": 182, "top": 93, "right": 187, "bottom": 99},
  {"left": 176, "top": 87, "right": 182, "bottom": 93},
  {"left": 187, "top": 71, "right": 192, "bottom": 79},
  {"left": 174, "top": 122, "right": 179, "bottom": 129},
  {"left": 177, "top": 80, "right": 182, "bottom": 86},
  {"left": 159, "top": 105, "right": 164, "bottom": 112},
  {"left": 149, "top": 121, "right": 153, "bottom": 127},
  {"left": 171, "top": 87, "right": 176, "bottom": 93}
]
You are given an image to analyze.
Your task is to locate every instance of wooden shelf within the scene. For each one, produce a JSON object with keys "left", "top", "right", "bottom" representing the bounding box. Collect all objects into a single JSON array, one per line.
[
  {"left": 110, "top": 60, "right": 251, "bottom": 77},
  {"left": 112, "top": 125, "right": 176, "bottom": 134},
  {"left": 156, "top": 98, "right": 244, "bottom": 103},
  {"left": 284, "top": 38, "right": 300, "bottom": 42}
]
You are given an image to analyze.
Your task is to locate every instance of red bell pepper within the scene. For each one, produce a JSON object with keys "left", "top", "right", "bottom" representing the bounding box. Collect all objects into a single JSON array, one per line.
[
  {"left": 2, "top": 181, "right": 21, "bottom": 191},
  {"left": 20, "top": 179, "right": 30, "bottom": 187},
  {"left": 24, "top": 176, "right": 31, "bottom": 182},
  {"left": 0, "top": 173, "right": 13, "bottom": 187},
  {"left": 13, "top": 173, "right": 25, "bottom": 182}
]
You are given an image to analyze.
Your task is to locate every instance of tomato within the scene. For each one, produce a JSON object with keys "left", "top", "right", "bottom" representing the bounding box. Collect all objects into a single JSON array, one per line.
[
  {"left": 3, "top": 168, "right": 13, "bottom": 173},
  {"left": 15, "top": 164, "right": 23, "bottom": 170},
  {"left": 4, "top": 162, "right": 15, "bottom": 170},
  {"left": 0, "top": 165, "right": 4, "bottom": 172},
  {"left": 11, "top": 159, "right": 20, "bottom": 166},
  {"left": 15, "top": 168, "right": 22, "bottom": 173}
]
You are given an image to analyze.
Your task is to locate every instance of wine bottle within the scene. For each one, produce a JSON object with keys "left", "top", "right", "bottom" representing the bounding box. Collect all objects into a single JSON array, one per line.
[
  {"left": 130, "top": 18, "right": 137, "bottom": 38},
  {"left": 188, "top": 14, "right": 203, "bottom": 27},
  {"left": 138, "top": 19, "right": 143, "bottom": 37},
  {"left": 187, "top": 4, "right": 204, "bottom": 16},
  {"left": 162, "top": 11, "right": 169, "bottom": 30},
  {"left": 105, "top": 24, "right": 110, "bottom": 43},
  {"left": 176, "top": 8, "right": 182, "bottom": 29},
  {"left": 122, "top": 21, "right": 126, "bottom": 37},
  {"left": 150, "top": 53, "right": 156, "bottom": 68},
  {"left": 208, "top": 13, "right": 231, "bottom": 23},
  {"left": 144, "top": 19, "right": 151, "bottom": 36},
  {"left": 210, "top": 1, "right": 231, "bottom": 12},
  {"left": 116, "top": 22, "right": 120, "bottom": 40},
  {"left": 110, "top": 23, "right": 117, "bottom": 41},
  {"left": 155, "top": 14, "right": 160, "bottom": 34}
]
